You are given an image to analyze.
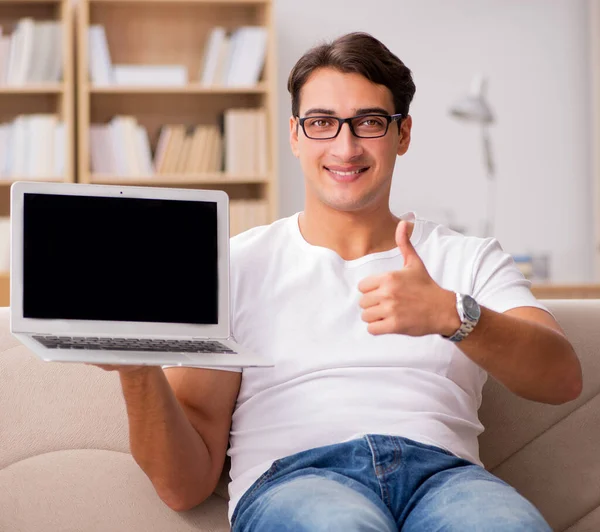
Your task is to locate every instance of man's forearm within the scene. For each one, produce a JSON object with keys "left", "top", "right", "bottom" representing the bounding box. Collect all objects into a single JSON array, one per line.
[
  {"left": 119, "top": 368, "right": 213, "bottom": 510},
  {"left": 440, "top": 301, "right": 582, "bottom": 404}
]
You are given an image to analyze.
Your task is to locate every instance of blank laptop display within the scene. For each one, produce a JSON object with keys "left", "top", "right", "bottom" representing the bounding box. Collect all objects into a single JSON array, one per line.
[{"left": 23, "top": 193, "right": 218, "bottom": 325}]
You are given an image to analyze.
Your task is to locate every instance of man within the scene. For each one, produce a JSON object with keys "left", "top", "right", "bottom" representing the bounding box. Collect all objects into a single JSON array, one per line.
[{"left": 98, "top": 33, "right": 582, "bottom": 531}]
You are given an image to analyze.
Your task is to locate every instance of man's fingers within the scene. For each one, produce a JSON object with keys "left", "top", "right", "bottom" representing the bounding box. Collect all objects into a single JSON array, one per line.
[
  {"left": 357, "top": 275, "right": 380, "bottom": 294},
  {"left": 396, "top": 220, "right": 423, "bottom": 269},
  {"left": 359, "top": 292, "right": 381, "bottom": 309},
  {"left": 86, "top": 363, "right": 116, "bottom": 371},
  {"left": 86, "top": 363, "right": 151, "bottom": 374},
  {"left": 366, "top": 318, "right": 395, "bottom": 336},
  {"left": 361, "top": 305, "right": 387, "bottom": 323}
]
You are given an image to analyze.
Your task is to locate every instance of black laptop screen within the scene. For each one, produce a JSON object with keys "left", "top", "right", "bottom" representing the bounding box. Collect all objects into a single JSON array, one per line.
[{"left": 22, "top": 193, "right": 219, "bottom": 325}]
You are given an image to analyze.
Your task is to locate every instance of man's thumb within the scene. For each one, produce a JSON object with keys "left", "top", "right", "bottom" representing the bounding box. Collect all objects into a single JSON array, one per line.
[{"left": 396, "top": 220, "right": 418, "bottom": 267}]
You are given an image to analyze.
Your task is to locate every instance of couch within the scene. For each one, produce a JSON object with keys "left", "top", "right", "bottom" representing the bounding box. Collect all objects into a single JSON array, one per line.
[{"left": 1, "top": 301, "right": 599, "bottom": 531}]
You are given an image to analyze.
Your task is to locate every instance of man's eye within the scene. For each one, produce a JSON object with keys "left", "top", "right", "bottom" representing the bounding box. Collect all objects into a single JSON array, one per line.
[
  {"left": 311, "top": 119, "right": 332, "bottom": 127},
  {"left": 361, "top": 118, "right": 384, "bottom": 127}
]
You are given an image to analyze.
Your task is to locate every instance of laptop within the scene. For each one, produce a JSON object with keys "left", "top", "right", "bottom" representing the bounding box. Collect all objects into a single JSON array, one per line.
[{"left": 10, "top": 181, "right": 272, "bottom": 368}]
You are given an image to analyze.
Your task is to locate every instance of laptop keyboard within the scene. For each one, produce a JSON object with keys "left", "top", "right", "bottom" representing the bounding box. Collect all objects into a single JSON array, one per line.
[{"left": 32, "top": 336, "right": 236, "bottom": 354}]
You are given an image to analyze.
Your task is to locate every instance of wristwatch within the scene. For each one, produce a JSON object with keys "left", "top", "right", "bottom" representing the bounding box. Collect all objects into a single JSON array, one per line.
[{"left": 443, "top": 293, "right": 481, "bottom": 343}]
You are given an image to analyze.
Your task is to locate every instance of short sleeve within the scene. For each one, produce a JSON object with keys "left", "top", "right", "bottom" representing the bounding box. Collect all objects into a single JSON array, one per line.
[{"left": 471, "top": 238, "right": 550, "bottom": 315}]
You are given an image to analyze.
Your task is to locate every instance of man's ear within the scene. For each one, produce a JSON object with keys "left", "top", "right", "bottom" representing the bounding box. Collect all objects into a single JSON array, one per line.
[
  {"left": 289, "top": 116, "right": 300, "bottom": 158},
  {"left": 397, "top": 115, "right": 412, "bottom": 157}
]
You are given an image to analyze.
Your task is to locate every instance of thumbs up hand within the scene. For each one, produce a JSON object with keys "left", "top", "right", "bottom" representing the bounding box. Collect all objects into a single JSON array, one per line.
[{"left": 358, "top": 221, "right": 458, "bottom": 337}]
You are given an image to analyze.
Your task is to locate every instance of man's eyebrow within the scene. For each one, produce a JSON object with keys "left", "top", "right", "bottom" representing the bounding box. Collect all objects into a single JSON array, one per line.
[
  {"left": 301, "top": 107, "right": 393, "bottom": 117},
  {"left": 303, "top": 108, "right": 337, "bottom": 116},
  {"left": 355, "top": 107, "right": 392, "bottom": 115}
]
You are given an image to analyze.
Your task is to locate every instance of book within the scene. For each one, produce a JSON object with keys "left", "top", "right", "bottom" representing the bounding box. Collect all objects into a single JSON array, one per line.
[
  {"left": 199, "top": 27, "right": 226, "bottom": 85},
  {"left": 113, "top": 64, "right": 188, "bottom": 86},
  {"left": 225, "top": 27, "right": 267, "bottom": 86},
  {"left": 88, "top": 25, "right": 113, "bottom": 85}
]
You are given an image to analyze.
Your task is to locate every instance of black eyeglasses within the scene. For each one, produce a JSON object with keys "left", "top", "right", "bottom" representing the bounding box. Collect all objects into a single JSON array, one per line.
[{"left": 297, "top": 113, "right": 403, "bottom": 140}]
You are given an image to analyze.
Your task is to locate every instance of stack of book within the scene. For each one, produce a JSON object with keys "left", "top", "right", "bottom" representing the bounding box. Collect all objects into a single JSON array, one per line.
[
  {"left": 0, "top": 18, "right": 63, "bottom": 85},
  {"left": 88, "top": 25, "right": 187, "bottom": 86},
  {"left": 90, "top": 108, "right": 268, "bottom": 177},
  {"left": 154, "top": 124, "right": 222, "bottom": 175},
  {"left": 230, "top": 199, "right": 270, "bottom": 236},
  {"left": 224, "top": 108, "right": 268, "bottom": 175},
  {"left": 0, "top": 115, "right": 64, "bottom": 178},
  {"left": 89, "top": 116, "right": 154, "bottom": 177},
  {"left": 199, "top": 26, "right": 267, "bottom": 86}
]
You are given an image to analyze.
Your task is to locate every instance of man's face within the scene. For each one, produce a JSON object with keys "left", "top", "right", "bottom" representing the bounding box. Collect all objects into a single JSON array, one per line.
[{"left": 289, "top": 67, "right": 412, "bottom": 214}]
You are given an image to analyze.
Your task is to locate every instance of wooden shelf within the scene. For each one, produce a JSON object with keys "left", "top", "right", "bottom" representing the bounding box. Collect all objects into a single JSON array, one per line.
[
  {"left": 88, "top": 83, "right": 267, "bottom": 94},
  {"left": 0, "top": 0, "right": 62, "bottom": 4},
  {"left": 0, "top": 177, "right": 65, "bottom": 185},
  {"left": 0, "top": 84, "right": 64, "bottom": 93},
  {"left": 90, "top": 174, "right": 269, "bottom": 185},
  {"left": 0, "top": 271, "right": 7, "bottom": 307},
  {"left": 531, "top": 284, "right": 600, "bottom": 299}
]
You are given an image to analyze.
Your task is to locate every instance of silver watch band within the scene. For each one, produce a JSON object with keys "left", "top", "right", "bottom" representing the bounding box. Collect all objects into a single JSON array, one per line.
[{"left": 446, "top": 292, "right": 479, "bottom": 343}]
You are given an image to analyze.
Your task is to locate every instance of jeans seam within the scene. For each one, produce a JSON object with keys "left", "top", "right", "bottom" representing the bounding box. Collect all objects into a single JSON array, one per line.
[
  {"left": 381, "top": 437, "right": 402, "bottom": 475},
  {"left": 365, "top": 435, "right": 390, "bottom": 507}
]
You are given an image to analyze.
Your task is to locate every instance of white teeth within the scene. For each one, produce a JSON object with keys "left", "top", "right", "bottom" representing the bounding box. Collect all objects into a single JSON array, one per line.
[{"left": 328, "top": 168, "right": 364, "bottom": 176}]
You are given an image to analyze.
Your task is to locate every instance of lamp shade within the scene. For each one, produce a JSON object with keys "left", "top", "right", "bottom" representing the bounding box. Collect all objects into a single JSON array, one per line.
[{"left": 449, "top": 75, "right": 495, "bottom": 125}]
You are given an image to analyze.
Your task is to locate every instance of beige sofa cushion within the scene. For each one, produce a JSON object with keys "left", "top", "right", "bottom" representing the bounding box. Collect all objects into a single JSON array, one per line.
[
  {"left": 0, "top": 449, "right": 228, "bottom": 532},
  {"left": 0, "top": 308, "right": 230, "bottom": 532}
]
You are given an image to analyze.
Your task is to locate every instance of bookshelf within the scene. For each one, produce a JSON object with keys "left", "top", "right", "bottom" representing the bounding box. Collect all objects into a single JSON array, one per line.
[
  {"left": 76, "top": 0, "right": 278, "bottom": 232},
  {"left": 89, "top": 83, "right": 268, "bottom": 94},
  {"left": 0, "top": 0, "right": 74, "bottom": 306},
  {"left": 0, "top": 0, "right": 75, "bottom": 194}
]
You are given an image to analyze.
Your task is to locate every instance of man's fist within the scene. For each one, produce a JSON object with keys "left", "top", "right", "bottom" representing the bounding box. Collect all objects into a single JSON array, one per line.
[{"left": 358, "top": 220, "right": 457, "bottom": 336}]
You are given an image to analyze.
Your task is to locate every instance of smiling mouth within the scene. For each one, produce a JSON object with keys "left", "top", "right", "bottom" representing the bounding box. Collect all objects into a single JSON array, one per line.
[{"left": 324, "top": 167, "right": 369, "bottom": 176}]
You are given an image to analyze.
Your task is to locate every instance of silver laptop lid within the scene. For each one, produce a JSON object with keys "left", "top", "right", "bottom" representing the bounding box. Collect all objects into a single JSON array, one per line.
[{"left": 10, "top": 182, "right": 231, "bottom": 339}]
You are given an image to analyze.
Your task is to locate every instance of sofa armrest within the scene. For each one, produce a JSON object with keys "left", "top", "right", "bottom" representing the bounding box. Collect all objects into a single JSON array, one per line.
[{"left": 479, "top": 300, "right": 600, "bottom": 531}]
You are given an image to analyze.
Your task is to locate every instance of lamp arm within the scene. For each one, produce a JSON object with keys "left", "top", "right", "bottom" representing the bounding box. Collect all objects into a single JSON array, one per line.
[
  {"left": 482, "top": 126, "right": 495, "bottom": 178},
  {"left": 481, "top": 125, "right": 496, "bottom": 237}
]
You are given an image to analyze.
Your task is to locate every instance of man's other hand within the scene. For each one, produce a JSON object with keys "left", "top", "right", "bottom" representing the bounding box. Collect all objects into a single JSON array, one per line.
[
  {"left": 86, "top": 363, "right": 156, "bottom": 375},
  {"left": 357, "top": 220, "right": 459, "bottom": 337}
]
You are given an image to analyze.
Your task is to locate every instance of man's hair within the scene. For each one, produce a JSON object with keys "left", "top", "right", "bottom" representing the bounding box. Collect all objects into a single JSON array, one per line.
[{"left": 287, "top": 32, "right": 416, "bottom": 118}]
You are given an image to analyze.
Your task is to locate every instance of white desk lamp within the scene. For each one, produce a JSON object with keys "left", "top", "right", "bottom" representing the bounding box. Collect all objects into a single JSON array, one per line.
[{"left": 449, "top": 75, "right": 496, "bottom": 238}]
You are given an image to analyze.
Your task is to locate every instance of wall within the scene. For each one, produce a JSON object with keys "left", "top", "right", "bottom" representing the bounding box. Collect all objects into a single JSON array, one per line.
[{"left": 274, "top": 0, "right": 593, "bottom": 283}]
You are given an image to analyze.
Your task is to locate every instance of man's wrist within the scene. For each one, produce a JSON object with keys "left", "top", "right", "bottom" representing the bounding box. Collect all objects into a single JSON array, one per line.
[
  {"left": 438, "top": 289, "right": 461, "bottom": 337},
  {"left": 119, "top": 365, "right": 162, "bottom": 385}
]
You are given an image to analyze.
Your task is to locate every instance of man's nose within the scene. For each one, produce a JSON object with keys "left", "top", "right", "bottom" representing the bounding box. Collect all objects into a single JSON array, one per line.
[{"left": 330, "top": 122, "right": 363, "bottom": 160}]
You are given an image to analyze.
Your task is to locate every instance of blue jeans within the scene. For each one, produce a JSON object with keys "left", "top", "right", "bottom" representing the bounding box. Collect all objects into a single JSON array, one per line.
[{"left": 231, "top": 435, "right": 551, "bottom": 532}]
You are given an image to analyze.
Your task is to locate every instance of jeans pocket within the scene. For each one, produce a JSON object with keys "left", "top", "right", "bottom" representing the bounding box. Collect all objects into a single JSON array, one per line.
[{"left": 231, "top": 459, "right": 280, "bottom": 526}]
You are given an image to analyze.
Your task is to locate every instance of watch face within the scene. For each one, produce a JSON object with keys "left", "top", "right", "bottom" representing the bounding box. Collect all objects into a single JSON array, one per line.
[{"left": 463, "top": 295, "right": 481, "bottom": 321}]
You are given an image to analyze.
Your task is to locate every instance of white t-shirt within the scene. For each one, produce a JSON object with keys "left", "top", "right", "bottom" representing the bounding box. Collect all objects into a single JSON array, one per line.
[{"left": 225, "top": 211, "right": 547, "bottom": 521}]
